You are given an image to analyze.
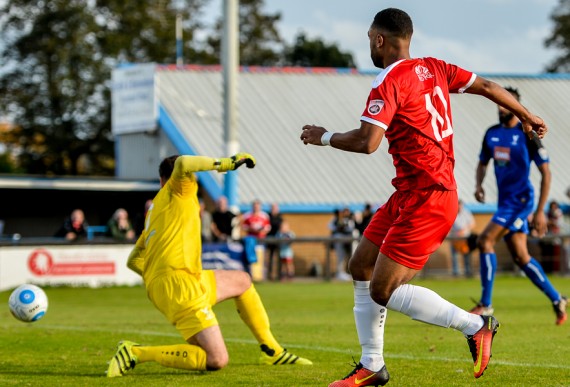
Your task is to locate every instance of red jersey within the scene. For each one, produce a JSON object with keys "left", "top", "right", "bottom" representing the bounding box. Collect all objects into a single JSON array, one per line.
[
  {"left": 242, "top": 211, "right": 271, "bottom": 238},
  {"left": 361, "top": 57, "right": 476, "bottom": 191}
]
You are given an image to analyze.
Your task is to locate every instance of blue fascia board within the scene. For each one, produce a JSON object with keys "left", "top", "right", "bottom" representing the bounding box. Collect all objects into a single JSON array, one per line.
[
  {"left": 157, "top": 104, "right": 223, "bottom": 201},
  {"left": 238, "top": 203, "right": 375, "bottom": 214}
]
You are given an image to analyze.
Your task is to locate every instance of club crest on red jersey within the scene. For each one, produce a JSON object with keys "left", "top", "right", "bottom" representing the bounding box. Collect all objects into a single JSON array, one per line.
[
  {"left": 415, "top": 65, "right": 434, "bottom": 81},
  {"left": 367, "top": 99, "right": 384, "bottom": 115}
]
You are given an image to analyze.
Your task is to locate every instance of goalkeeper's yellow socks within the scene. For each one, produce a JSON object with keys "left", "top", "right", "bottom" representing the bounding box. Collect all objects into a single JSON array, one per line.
[
  {"left": 132, "top": 344, "right": 207, "bottom": 371},
  {"left": 234, "top": 284, "right": 284, "bottom": 355}
]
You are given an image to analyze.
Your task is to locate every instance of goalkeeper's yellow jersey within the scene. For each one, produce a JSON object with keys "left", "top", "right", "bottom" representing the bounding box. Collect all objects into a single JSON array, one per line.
[{"left": 135, "top": 157, "right": 203, "bottom": 284}]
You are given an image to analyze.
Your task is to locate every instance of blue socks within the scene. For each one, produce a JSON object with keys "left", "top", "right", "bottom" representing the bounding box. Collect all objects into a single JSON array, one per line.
[
  {"left": 479, "top": 253, "right": 560, "bottom": 305},
  {"left": 479, "top": 252, "right": 497, "bottom": 307},
  {"left": 521, "top": 257, "right": 560, "bottom": 302}
]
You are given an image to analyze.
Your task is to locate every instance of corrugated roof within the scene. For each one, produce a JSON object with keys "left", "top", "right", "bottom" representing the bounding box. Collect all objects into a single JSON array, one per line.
[{"left": 153, "top": 65, "right": 570, "bottom": 213}]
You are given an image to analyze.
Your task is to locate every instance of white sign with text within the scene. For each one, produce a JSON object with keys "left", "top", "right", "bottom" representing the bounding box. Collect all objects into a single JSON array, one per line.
[{"left": 0, "top": 245, "right": 142, "bottom": 291}]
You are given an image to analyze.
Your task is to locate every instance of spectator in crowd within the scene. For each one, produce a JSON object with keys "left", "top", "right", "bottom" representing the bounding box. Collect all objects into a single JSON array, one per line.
[
  {"left": 54, "top": 209, "right": 88, "bottom": 241},
  {"left": 355, "top": 203, "right": 374, "bottom": 236},
  {"left": 230, "top": 206, "right": 243, "bottom": 241},
  {"left": 241, "top": 199, "right": 271, "bottom": 239},
  {"left": 275, "top": 220, "right": 296, "bottom": 281},
  {"left": 448, "top": 199, "right": 476, "bottom": 277},
  {"left": 134, "top": 199, "right": 153, "bottom": 236},
  {"left": 266, "top": 202, "right": 284, "bottom": 281},
  {"left": 200, "top": 198, "right": 213, "bottom": 243},
  {"left": 211, "top": 196, "right": 236, "bottom": 242},
  {"left": 241, "top": 200, "right": 272, "bottom": 279},
  {"left": 538, "top": 200, "right": 565, "bottom": 272},
  {"left": 329, "top": 207, "right": 355, "bottom": 281},
  {"left": 547, "top": 200, "right": 564, "bottom": 235},
  {"left": 107, "top": 208, "right": 136, "bottom": 242}
]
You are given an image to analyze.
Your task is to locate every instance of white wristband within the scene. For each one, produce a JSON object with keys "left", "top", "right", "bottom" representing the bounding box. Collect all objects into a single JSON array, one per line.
[{"left": 321, "top": 131, "right": 334, "bottom": 146}]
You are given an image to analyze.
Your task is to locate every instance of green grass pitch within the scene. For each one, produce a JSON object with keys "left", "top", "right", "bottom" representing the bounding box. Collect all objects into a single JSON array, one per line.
[{"left": 1, "top": 275, "right": 569, "bottom": 386}]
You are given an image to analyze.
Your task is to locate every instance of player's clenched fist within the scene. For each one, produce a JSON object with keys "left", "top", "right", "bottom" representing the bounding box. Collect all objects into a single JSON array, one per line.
[{"left": 301, "top": 124, "right": 327, "bottom": 146}]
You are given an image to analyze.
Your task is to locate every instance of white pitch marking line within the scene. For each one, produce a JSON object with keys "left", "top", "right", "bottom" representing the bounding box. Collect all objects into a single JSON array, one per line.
[{"left": 33, "top": 324, "right": 570, "bottom": 370}]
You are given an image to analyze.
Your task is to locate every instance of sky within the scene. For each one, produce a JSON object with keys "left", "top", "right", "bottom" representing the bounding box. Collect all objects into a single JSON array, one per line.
[{"left": 205, "top": 0, "right": 562, "bottom": 74}]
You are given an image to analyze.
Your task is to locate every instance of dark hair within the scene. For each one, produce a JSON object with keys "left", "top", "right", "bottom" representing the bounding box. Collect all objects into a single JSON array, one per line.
[
  {"left": 372, "top": 8, "right": 413, "bottom": 39},
  {"left": 159, "top": 155, "right": 179, "bottom": 180},
  {"left": 505, "top": 86, "right": 521, "bottom": 101}
]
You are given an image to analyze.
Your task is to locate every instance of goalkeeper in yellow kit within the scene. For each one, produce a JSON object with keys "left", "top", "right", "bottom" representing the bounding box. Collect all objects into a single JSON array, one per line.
[{"left": 106, "top": 153, "right": 312, "bottom": 377}]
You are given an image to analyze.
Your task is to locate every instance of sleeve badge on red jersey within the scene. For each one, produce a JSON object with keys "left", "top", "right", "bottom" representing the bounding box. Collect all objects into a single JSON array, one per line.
[{"left": 367, "top": 99, "right": 384, "bottom": 115}]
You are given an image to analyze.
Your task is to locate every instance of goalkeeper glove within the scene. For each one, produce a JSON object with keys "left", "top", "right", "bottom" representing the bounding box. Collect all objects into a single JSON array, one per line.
[
  {"left": 231, "top": 152, "right": 256, "bottom": 169},
  {"left": 215, "top": 153, "right": 256, "bottom": 172}
]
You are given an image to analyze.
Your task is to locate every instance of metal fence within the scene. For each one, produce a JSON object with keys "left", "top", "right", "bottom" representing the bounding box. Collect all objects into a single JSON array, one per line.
[{"left": 259, "top": 234, "right": 570, "bottom": 281}]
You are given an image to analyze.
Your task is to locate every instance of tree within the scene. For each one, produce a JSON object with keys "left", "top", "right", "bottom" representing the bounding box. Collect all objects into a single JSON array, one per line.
[
  {"left": 544, "top": 0, "right": 570, "bottom": 72},
  {"left": 0, "top": 0, "right": 112, "bottom": 175},
  {"left": 206, "top": 0, "right": 284, "bottom": 66},
  {"left": 283, "top": 32, "right": 356, "bottom": 68},
  {"left": 0, "top": 122, "right": 24, "bottom": 173},
  {"left": 95, "top": 0, "right": 209, "bottom": 65},
  {"left": 0, "top": 0, "right": 209, "bottom": 175}
]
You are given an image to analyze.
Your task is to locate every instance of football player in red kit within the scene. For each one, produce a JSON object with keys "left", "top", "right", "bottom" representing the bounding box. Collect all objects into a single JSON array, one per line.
[{"left": 301, "top": 7, "right": 547, "bottom": 386}]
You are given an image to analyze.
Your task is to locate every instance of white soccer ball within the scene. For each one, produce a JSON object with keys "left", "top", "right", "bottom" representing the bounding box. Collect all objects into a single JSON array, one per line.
[{"left": 8, "top": 284, "right": 48, "bottom": 323}]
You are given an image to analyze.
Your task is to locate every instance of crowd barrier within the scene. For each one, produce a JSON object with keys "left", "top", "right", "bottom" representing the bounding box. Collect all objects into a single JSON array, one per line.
[
  {"left": 258, "top": 234, "right": 570, "bottom": 280},
  {"left": 0, "top": 234, "right": 568, "bottom": 291}
]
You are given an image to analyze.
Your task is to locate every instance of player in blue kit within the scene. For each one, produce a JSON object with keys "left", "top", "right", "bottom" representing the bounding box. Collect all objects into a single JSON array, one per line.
[{"left": 472, "top": 87, "right": 567, "bottom": 325}]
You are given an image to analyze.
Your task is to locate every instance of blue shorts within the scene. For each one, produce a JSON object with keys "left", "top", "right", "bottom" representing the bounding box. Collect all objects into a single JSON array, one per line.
[{"left": 492, "top": 199, "right": 533, "bottom": 235}]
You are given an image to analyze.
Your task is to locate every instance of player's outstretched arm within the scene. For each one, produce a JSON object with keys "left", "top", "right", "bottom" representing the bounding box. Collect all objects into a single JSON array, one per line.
[
  {"left": 300, "top": 121, "right": 384, "bottom": 154},
  {"left": 466, "top": 76, "right": 548, "bottom": 140},
  {"left": 175, "top": 154, "right": 256, "bottom": 176}
]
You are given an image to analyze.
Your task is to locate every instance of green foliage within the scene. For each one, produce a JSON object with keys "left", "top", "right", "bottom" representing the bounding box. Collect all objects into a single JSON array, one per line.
[
  {"left": 545, "top": 0, "right": 570, "bottom": 72},
  {"left": 237, "top": 0, "right": 283, "bottom": 66},
  {"left": 95, "top": 0, "right": 209, "bottom": 64},
  {"left": 284, "top": 32, "right": 356, "bottom": 68},
  {"left": 205, "top": 0, "right": 284, "bottom": 66},
  {"left": 205, "top": 0, "right": 355, "bottom": 67},
  {"left": 0, "top": 0, "right": 210, "bottom": 176},
  {"left": 0, "top": 152, "right": 20, "bottom": 173},
  {"left": 1, "top": 0, "right": 114, "bottom": 175},
  {"left": 0, "top": 276, "right": 569, "bottom": 386}
]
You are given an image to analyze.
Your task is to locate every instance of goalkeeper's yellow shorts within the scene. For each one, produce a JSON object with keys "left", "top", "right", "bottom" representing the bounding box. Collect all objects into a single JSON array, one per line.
[{"left": 146, "top": 270, "right": 218, "bottom": 340}]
